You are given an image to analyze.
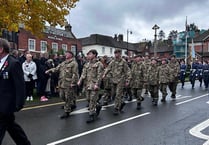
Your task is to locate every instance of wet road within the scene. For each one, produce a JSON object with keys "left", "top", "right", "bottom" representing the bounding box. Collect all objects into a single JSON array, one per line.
[{"left": 3, "top": 81, "right": 209, "bottom": 145}]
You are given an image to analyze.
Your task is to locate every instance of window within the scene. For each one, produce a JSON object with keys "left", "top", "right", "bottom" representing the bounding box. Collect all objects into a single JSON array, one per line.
[
  {"left": 62, "top": 44, "right": 67, "bottom": 52},
  {"left": 28, "top": 39, "right": 35, "bottom": 51},
  {"left": 102, "top": 47, "right": 105, "bottom": 54},
  {"left": 110, "top": 48, "right": 113, "bottom": 54},
  {"left": 40, "top": 41, "right": 47, "bottom": 52},
  {"left": 52, "top": 42, "right": 58, "bottom": 52},
  {"left": 71, "top": 45, "right": 77, "bottom": 56}
]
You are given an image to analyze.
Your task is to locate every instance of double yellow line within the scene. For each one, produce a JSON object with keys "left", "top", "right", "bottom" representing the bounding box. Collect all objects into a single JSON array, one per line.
[{"left": 22, "top": 98, "right": 86, "bottom": 111}]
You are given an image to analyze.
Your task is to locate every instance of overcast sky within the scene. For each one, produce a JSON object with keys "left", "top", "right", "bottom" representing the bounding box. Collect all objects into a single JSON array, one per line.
[{"left": 68, "top": 0, "right": 209, "bottom": 43}]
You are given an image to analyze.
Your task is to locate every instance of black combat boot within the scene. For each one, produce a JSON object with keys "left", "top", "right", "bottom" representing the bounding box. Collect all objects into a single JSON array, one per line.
[
  {"left": 102, "top": 101, "right": 108, "bottom": 106},
  {"left": 96, "top": 104, "right": 102, "bottom": 117},
  {"left": 127, "top": 96, "right": 132, "bottom": 101},
  {"left": 60, "top": 112, "right": 70, "bottom": 119},
  {"left": 161, "top": 97, "right": 166, "bottom": 102},
  {"left": 86, "top": 115, "right": 95, "bottom": 123},
  {"left": 71, "top": 104, "right": 77, "bottom": 111},
  {"left": 137, "top": 102, "right": 141, "bottom": 110},
  {"left": 171, "top": 94, "right": 176, "bottom": 100},
  {"left": 119, "top": 102, "right": 126, "bottom": 112},
  {"left": 152, "top": 100, "right": 158, "bottom": 106},
  {"left": 113, "top": 108, "right": 119, "bottom": 115}
]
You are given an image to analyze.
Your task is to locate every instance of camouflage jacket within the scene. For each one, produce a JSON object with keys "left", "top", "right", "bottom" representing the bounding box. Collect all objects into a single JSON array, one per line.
[
  {"left": 130, "top": 61, "right": 145, "bottom": 88},
  {"left": 168, "top": 60, "right": 180, "bottom": 82},
  {"left": 143, "top": 59, "right": 151, "bottom": 82},
  {"left": 104, "top": 58, "right": 131, "bottom": 84},
  {"left": 148, "top": 64, "right": 159, "bottom": 85},
  {"left": 158, "top": 64, "right": 170, "bottom": 84},
  {"left": 80, "top": 59, "right": 103, "bottom": 90},
  {"left": 48, "top": 58, "right": 79, "bottom": 89}
]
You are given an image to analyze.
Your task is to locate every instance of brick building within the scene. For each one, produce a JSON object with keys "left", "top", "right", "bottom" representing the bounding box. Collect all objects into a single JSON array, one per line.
[{"left": 11, "top": 24, "right": 82, "bottom": 56}]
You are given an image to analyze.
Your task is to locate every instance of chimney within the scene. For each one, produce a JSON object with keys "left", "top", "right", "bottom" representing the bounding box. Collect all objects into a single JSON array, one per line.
[
  {"left": 65, "top": 23, "right": 72, "bottom": 32},
  {"left": 114, "top": 34, "right": 117, "bottom": 40},
  {"left": 118, "top": 34, "right": 123, "bottom": 42}
]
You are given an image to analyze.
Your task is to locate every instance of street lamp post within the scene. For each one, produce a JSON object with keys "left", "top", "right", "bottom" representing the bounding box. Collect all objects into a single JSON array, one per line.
[
  {"left": 127, "top": 29, "right": 132, "bottom": 54},
  {"left": 152, "top": 24, "right": 160, "bottom": 57}
]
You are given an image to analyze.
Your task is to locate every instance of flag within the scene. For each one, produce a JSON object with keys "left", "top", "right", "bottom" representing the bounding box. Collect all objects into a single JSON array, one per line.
[
  {"left": 185, "top": 16, "right": 189, "bottom": 32},
  {"left": 191, "top": 38, "right": 195, "bottom": 58}
]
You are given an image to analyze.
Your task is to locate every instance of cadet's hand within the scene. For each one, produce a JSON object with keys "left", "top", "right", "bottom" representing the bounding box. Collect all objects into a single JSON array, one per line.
[
  {"left": 77, "top": 80, "right": 81, "bottom": 86},
  {"left": 94, "top": 84, "right": 99, "bottom": 90},
  {"left": 45, "top": 70, "right": 49, "bottom": 74},
  {"left": 71, "top": 83, "right": 76, "bottom": 88},
  {"left": 102, "top": 74, "right": 106, "bottom": 79}
]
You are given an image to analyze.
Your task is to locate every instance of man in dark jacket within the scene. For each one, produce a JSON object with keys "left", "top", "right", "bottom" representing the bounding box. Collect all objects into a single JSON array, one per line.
[{"left": 0, "top": 38, "right": 31, "bottom": 145}]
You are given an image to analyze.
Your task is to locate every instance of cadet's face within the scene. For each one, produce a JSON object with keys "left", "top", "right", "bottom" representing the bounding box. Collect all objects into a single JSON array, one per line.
[
  {"left": 87, "top": 52, "right": 95, "bottom": 60},
  {"left": 65, "top": 52, "right": 72, "bottom": 59},
  {"left": 0, "top": 47, "right": 3, "bottom": 54},
  {"left": 114, "top": 52, "right": 121, "bottom": 58},
  {"left": 151, "top": 59, "right": 157, "bottom": 64}
]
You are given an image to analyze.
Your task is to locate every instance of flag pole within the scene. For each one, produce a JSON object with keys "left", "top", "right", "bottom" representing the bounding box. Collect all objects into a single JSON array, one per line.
[{"left": 185, "top": 16, "right": 188, "bottom": 64}]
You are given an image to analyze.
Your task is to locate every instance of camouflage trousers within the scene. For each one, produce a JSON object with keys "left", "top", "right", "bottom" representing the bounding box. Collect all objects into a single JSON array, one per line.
[
  {"left": 111, "top": 82, "right": 124, "bottom": 110},
  {"left": 103, "top": 89, "right": 111, "bottom": 103},
  {"left": 132, "top": 87, "right": 143, "bottom": 103},
  {"left": 59, "top": 88, "right": 76, "bottom": 113},
  {"left": 159, "top": 83, "right": 168, "bottom": 99},
  {"left": 86, "top": 90, "right": 99, "bottom": 115},
  {"left": 168, "top": 81, "right": 178, "bottom": 97},
  {"left": 149, "top": 85, "right": 159, "bottom": 101}
]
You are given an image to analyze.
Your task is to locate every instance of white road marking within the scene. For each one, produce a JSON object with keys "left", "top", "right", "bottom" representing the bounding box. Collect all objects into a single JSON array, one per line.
[
  {"left": 189, "top": 101, "right": 209, "bottom": 145},
  {"left": 175, "top": 96, "right": 192, "bottom": 100},
  {"left": 46, "top": 112, "right": 151, "bottom": 145},
  {"left": 176, "top": 95, "right": 182, "bottom": 98},
  {"left": 176, "top": 94, "right": 209, "bottom": 105},
  {"left": 71, "top": 107, "right": 106, "bottom": 115},
  {"left": 189, "top": 118, "right": 209, "bottom": 145}
]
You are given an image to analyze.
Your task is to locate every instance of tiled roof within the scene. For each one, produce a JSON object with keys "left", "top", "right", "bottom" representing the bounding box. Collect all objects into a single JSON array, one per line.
[
  {"left": 193, "top": 30, "right": 209, "bottom": 42},
  {"left": 43, "top": 26, "right": 75, "bottom": 39},
  {"left": 79, "top": 34, "right": 143, "bottom": 52},
  {"left": 79, "top": 34, "right": 173, "bottom": 53}
]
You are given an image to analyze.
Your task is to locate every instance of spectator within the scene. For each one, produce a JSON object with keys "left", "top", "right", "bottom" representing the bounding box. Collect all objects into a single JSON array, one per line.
[{"left": 22, "top": 53, "right": 38, "bottom": 101}]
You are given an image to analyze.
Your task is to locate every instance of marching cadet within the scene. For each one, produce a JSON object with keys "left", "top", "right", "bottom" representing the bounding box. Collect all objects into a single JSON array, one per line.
[
  {"left": 80, "top": 55, "right": 90, "bottom": 107},
  {"left": 148, "top": 58, "right": 159, "bottom": 105},
  {"left": 198, "top": 60, "right": 203, "bottom": 87},
  {"left": 179, "top": 60, "right": 187, "bottom": 88},
  {"left": 190, "top": 59, "right": 199, "bottom": 89},
  {"left": 103, "top": 49, "right": 131, "bottom": 115},
  {"left": 158, "top": 58, "right": 169, "bottom": 102},
  {"left": 168, "top": 54, "right": 180, "bottom": 99},
  {"left": 130, "top": 54, "right": 145, "bottom": 109},
  {"left": 46, "top": 51, "right": 79, "bottom": 119},
  {"left": 143, "top": 53, "right": 151, "bottom": 95},
  {"left": 202, "top": 60, "right": 209, "bottom": 89},
  {"left": 77, "top": 49, "right": 103, "bottom": 123},
  {"left": 101, "top": 56, "right": 112, "bottom": 106}
]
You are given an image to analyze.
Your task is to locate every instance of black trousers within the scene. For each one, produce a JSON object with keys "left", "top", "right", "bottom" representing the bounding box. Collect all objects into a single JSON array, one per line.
[
  {"left": 0, "top": 113, "right": 31, "bottom": 145},
  {"left": 25, "top": 80, "right": 35, "bottom": 97}
]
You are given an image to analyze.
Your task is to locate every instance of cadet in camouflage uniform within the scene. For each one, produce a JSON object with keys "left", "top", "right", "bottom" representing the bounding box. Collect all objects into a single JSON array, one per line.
[
  {"left": 78, "top": 49, "right": 103, "bottom": 123},
  {"left": 101, "top": 56, "right": 112, "bottom": 106},
  {"left": 148, "top": 58, "right": 159, "bottom": 106},
  {"left": 168, "top": 55, "right": 180, "bottom": 99},
  {"left": 130, "top": 55, "right": 145, "bottom": 109},
  {"left": 46, "top": 51, "right": 79, "bottom": 119},
  {"left": 158, "top": 58, "right": 170, "bottom": 102},
  {"left": 103, "top": 49, "right": 131, "bottom": 115},
  {"left": 80, "top": 56, "right": 90, "bottom": 107},
  {"left": 143, "top": 54, "right": 151, "bottom": 95}
]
